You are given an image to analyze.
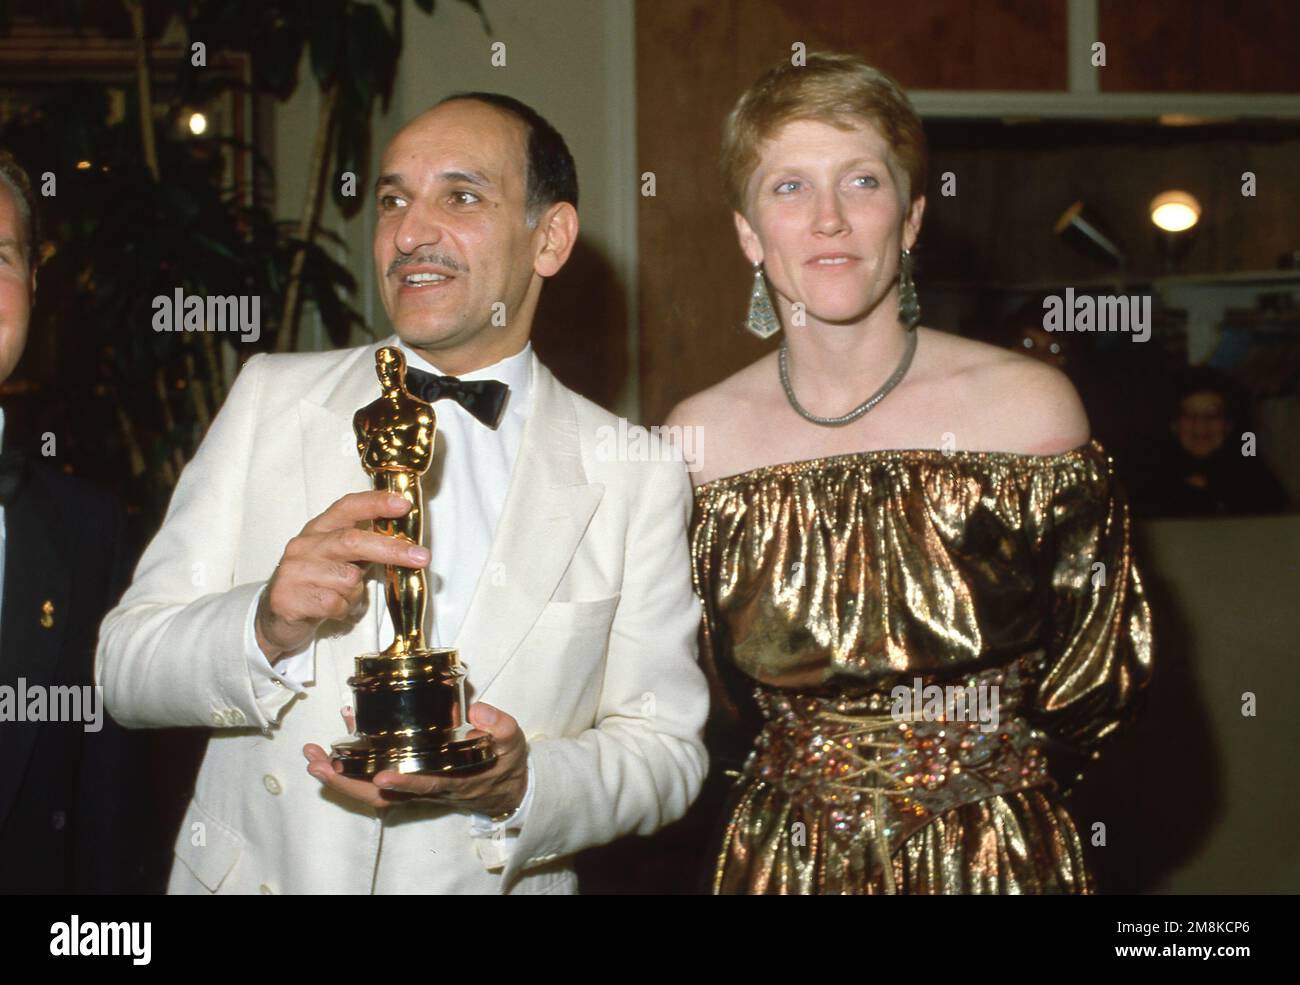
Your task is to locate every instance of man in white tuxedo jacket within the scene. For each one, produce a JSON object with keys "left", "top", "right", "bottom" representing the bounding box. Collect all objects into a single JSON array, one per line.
[{"left": 96, "top": 93, "right": 709, "bottom": 894}]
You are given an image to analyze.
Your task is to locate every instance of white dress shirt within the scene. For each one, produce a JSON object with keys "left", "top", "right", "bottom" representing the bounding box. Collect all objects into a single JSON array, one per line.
[{"left": 241, "top": 341, "right": 536, "bottom": 857}]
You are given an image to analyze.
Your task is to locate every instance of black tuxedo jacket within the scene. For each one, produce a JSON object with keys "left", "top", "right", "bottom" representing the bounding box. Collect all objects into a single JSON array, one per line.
[{"left": 0, "top": 454, "right": 162, "bottom": 892}]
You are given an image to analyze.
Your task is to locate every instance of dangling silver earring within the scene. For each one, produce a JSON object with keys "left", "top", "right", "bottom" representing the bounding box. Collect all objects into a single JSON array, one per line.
[
  {"left": 898, "top": 247, "right": 921, "bottom": 329},
  {"left": 744, "top": 261, "right": 780, "bottom": 339}
]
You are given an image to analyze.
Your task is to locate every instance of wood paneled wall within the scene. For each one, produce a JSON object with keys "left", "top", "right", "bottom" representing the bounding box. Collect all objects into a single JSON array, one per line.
[
  {"left": 921, "top": 122, "right": 1300, "bottom": 287},
  {"left": 1099, "top": 0, "right": 1300, "bottom": 92}
]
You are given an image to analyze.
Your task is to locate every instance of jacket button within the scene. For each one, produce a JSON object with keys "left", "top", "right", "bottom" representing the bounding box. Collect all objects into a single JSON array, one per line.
[
  {"left": 51, "top": 810, "right": 66, "bottom": 831},
  {"left": 229, "top": 708, "right": 247, "bottom": 725},
  {"left": 259, "top": 883, "right": 275, "bottom": 895},
  {"left": 211, "top": 711, "right": 226, "bottom": 726},
  {"left": 263, "top": 774, "right": 282, "bottom": 795}
]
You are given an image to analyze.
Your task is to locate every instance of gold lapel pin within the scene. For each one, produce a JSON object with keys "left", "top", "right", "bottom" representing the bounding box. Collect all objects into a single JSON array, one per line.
[{"left": 40, "top": 600, "right": 55, "bottom": 629}]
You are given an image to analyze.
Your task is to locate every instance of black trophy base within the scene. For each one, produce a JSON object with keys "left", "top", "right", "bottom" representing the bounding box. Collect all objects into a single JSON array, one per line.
[{"left": 329, "top": 647, "right": 497, "bottom": 778}]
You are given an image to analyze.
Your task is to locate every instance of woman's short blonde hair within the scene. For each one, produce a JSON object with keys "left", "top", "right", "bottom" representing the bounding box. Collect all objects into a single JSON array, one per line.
[{"left": 721, "top": 52, "right": 928, "bottom": 213}]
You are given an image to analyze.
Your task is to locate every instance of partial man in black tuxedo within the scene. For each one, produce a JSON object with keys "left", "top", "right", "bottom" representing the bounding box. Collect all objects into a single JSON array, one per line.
[{"left": 0, "top": 149, "right": 162, "bottom": 892}]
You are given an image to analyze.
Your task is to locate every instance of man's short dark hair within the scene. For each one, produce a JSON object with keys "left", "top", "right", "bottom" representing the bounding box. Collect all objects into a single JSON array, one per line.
[
  {"left": 0, "top": 149, "right": 39, "bottom": 266},
  {"left": 436, "top": 91, "right": 578, "bottom": 225}
]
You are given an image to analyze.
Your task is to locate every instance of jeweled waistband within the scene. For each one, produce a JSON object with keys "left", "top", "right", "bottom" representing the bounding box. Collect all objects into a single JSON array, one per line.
[{"left": 739, "top": 657, "right": 1054, "bottom": 890}]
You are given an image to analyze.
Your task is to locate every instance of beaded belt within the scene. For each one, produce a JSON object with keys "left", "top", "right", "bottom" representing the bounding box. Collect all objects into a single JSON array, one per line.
[{"left": 740, "top": 654, "right": 1052, "bottom": 893}]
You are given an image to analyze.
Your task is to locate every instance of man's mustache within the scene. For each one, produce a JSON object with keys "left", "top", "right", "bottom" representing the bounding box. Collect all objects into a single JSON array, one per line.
[{"left": 387, "top": 253, "right": 468, "bottom": 277}]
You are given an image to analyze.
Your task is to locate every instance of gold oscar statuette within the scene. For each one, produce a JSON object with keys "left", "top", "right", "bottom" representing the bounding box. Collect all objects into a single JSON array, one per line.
[{"left": 330, "top": 346, "right": 497, "bottom": 777}]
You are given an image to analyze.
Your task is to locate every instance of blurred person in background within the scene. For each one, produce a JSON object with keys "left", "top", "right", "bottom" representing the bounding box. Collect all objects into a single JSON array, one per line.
[
  {"left": 1131, "top": 366, "right": 1288, "bottom": 518},
  {"left": 0, "top": 149, "right": 161, "bottom": 893},
  {"left": 1001, "top": 296, "right": 1071, "bottom": 372}
]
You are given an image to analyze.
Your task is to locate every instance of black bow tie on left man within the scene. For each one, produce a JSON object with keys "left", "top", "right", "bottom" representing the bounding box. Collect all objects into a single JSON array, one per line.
[{"left": 402, "top": 367, "right": 510, "bottom": 429}]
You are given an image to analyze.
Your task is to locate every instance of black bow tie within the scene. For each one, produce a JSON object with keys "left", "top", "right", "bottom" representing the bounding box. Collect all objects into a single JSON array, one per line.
[
  {"left": 403, "top": 367, "right": 510, "bottom": 430},
  {"left": 0, "top": 448, "right": 27, "bottom": 506}
]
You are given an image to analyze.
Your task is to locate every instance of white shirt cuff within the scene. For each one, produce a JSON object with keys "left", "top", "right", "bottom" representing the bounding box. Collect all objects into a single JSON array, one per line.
[
  {"left": 468, "top": 756, "right": 534, "bottom": 870},
  {"left": 244, "top": 585, "right": 313, "bottom": 713}
]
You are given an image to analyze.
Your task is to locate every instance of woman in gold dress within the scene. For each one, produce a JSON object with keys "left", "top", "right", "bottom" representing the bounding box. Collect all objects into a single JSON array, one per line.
[{"left": 666, "top": 53, "right": 1154, "bottom": 894}]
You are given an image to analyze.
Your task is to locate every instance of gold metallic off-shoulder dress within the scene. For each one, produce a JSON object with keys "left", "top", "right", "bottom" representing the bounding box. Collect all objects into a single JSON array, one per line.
[{"left": 690, "top": 441, "right": 1153, "bottom": 894}]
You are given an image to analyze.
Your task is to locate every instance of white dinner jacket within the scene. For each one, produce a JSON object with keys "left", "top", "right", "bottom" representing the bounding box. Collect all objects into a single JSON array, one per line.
[{"left": 96, "top": 336, "right": 709, "bottom": 894}]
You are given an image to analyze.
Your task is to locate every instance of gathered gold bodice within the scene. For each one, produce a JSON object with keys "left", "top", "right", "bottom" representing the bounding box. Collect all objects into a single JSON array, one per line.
[{"left": 689, "top": 440, "right": 1154, "bottom": 893}]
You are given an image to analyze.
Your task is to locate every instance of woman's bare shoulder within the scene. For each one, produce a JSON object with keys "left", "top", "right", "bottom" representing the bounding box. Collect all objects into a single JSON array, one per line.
[
  {"left": 664, "top": 352, "right": 780, "bottom": 485},
  {"left": 664, "top": 353, "right": 776, "bottom": 427},
  {"left": 969, "top": 357, "right": 1090, "bottom": 455},
  {"left": 911, "top": 326, "right": 1017, "bottom": 377},
  {"left": 916, "top": 328, "right": 1090, "bottom": 454}
]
